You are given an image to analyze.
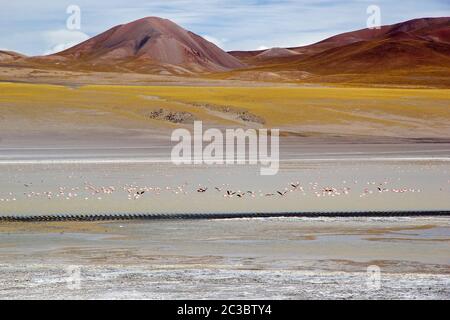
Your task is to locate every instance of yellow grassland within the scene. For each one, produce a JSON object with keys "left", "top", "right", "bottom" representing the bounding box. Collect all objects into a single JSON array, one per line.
[{"left": 1, "top": 82, "right": 449, "bottom": 136}]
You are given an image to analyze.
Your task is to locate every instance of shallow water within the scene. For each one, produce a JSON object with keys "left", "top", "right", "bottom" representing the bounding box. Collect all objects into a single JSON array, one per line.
[
  {"left": 0, "top": 217, "right": 449, "bottom": 299},
  {"left": 1, "top": 143, "right": 449, "bottom": 299},
  {"left": 0, "top": 158, "right": 449, "bottom": 215}
]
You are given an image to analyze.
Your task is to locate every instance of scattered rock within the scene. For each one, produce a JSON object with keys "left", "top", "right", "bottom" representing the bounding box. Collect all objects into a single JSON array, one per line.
[
  {"left": 146, "top": 108, "right": 195, "bottom": 124},
  {"left": 193, "top": 103, "right": 265, "bottom": 125},
  {"left": 236, "top": 111, "right": 265, "bottom": 124}
]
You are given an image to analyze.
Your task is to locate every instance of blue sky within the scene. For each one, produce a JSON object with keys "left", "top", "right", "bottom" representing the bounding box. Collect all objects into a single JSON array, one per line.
[{"left": 1, "top": 0, "right": 449, "bottom": 55}]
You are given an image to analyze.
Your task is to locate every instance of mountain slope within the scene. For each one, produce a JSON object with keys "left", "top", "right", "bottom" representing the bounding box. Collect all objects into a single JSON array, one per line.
[
  {"left": 226, "top": 17, "right": 450, "bottom": 84},
  {"left": 0, "top": 50, "right": 26, "bottom": 63},
  {"left": 294, "top": 17, "right": 450, "bottom": 54},
  {"left": 47, "top": 17, "right": 244, "bottom": 74}
]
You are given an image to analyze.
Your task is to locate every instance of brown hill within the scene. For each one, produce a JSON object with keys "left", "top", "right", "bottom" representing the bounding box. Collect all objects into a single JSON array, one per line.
[
  {"left": 290, "top": 16, "right": 450, "bottom": 56},
  {"left": 0, "top": 50, "right": 26, "bottom": 63},
  {"left": 230, "top": 16, "right": 449, "bottom": 60},
  {"left": 226, "top": 17, "right": 450, "bottom": 84},
  {"left": 44, "top": 17, "right": 244, "bottom": 74},
  {"left": 293, "top": 36, "right": 450, "bottom": 74},
  {"left": 256, "top": 47, "right": 300, "bottom": 59}
]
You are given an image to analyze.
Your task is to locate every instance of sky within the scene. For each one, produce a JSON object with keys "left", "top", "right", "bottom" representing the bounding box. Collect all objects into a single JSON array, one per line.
[{"left": 1, "top": 0, "right": 449, "bottom": 56}]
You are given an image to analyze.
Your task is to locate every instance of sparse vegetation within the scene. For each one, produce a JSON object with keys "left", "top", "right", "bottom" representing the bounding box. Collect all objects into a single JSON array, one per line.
[{"left": 0, "top": 82, "right": 449, "bottom": 139}]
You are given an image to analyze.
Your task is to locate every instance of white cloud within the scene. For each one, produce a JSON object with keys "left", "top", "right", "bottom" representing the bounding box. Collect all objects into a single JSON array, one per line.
[
  {"left": 43, "top": 29, "right": 90, "bottom": 55},
  {"left": 202, "top": 35, "right": 227, "bottom": 49},
  {"left": 1, "top": 1, "right": 449, "bottom": 55},
  {"left": 257, "top": 45, "right": 269, "bottom": 50}
]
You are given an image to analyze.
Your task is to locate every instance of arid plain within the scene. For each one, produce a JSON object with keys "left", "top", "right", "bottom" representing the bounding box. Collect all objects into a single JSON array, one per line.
[{"left": 1, "top": 82, "right": 449, "bottom": 148}]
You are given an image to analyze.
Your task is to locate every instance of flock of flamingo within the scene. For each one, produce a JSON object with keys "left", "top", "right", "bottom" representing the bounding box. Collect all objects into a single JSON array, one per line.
[{"left": 0, "top": 178, "right": 430, "bottom": 203}]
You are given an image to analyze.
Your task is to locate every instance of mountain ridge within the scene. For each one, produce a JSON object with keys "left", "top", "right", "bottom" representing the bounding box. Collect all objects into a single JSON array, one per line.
[
  {"left": 2, "top": 16, "right": 449, "bottom": 85},
  {"left": 225, "top": 16, "right": 450, "bottom": 81}
]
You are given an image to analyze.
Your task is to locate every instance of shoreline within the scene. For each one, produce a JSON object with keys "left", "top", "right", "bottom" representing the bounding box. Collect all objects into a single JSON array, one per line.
[
  {"left": 1, "top": 210, "right": 450, "bottom": 222},
  {"left": 1, "top": 217, "right": 449, "bottom": 299}
]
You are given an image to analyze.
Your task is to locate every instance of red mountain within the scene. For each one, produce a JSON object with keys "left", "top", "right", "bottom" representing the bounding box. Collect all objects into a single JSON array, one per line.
[
  {"left": 302, "top": 17, "right": 450, "bottom": 51},
  {"left": 229, "top": 17, "right": 450, "bottom": 73},
  {"left": 48, "top": 17, "right": 244, "bottom": 74}
]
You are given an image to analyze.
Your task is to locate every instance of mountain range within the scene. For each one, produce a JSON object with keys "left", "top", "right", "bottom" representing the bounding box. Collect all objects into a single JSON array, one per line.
[
  {"left": 2, "top": 16, "right": 449, "bottom": 83},
  {"left": 229, "top": 17, "right": 450, "bottom": 74}
]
